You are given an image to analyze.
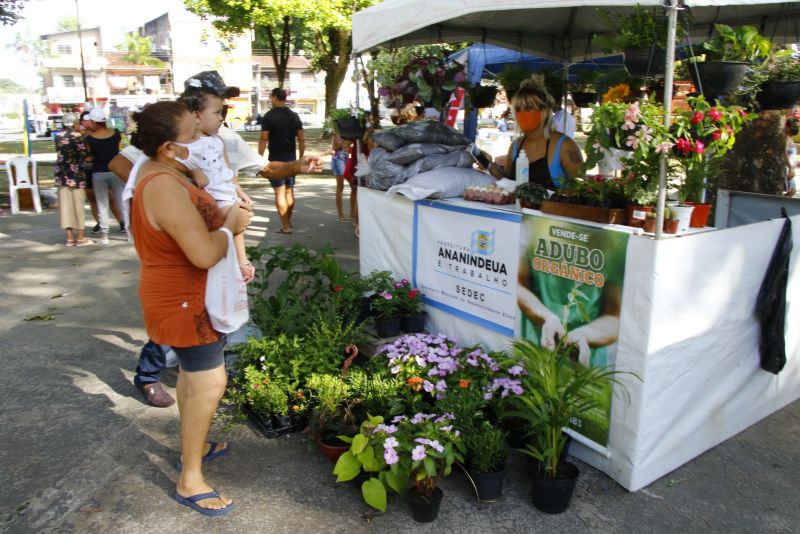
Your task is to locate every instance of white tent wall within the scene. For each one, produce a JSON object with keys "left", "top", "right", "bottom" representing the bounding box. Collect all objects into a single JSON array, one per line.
[
  {"left": 353, "top": 1, "right": 800, "bottom": 60},
  {"left": 577, "top": 215, "right": 800, "bottom": 490}
]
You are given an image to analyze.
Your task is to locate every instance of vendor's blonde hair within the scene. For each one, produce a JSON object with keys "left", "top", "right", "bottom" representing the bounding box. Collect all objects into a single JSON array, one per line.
[{"left": 511, "top": 74, "right": 556, "bottom": 135}]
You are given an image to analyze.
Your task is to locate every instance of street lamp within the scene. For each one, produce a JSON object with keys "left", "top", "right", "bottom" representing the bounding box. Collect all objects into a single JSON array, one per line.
[{"left": 75, "top": 0, "right": 88, "bottom": 103}]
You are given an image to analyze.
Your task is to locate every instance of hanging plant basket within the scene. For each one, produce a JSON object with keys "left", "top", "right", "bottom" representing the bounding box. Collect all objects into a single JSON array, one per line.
[
  {"left": 572, "top": 92, "right": 598, "bottom": 107},
  {"left": 468, "top": 84, "right": 499, "bottom": 108},
  {"left": 688, "top": 61, "right": 751, "bottom": 100},
  {"left": 756, "top": 81, "right": 800, "bottom": 111},
  {"left": 623, "top": 47, "right": 667, "bottom": 78},
  {"left": 334, "top": 117, "right": 366, "bottom": 141}
]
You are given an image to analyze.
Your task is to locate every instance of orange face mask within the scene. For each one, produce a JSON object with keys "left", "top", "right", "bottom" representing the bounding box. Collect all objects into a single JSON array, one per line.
[{"left": 516, "top": 110, "right": 542, "bottom": 132}]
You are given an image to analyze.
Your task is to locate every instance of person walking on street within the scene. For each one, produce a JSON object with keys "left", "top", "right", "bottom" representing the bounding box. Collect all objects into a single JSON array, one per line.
[
  {"left": 258, "top": 88, "right": 304, "bottom": 234},
  {"left": 54, "top": 112, "right": 93, "bottom": 247},
  {"left": 81, "top": 111, "right": 124, "bottom": 235}
]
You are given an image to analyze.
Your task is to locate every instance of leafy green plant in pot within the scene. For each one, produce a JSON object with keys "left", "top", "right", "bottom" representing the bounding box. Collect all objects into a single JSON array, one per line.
[
  {"left": 307, "top": 373, "right": 358, "bottom": 462},
  {"left": 462, "top": 420, "right": 507, "bottom": 502},
  {"left": 753, "top": 51, "right": 800, "bottom": 111},
  {"left": 507, "top": 338, "right": 631, "bottom": 514},
  {"left": 393, "top": 278, "right": 426, "bottom": 333},
  {"left": 498, "top": 63, "right": 533, "bottom": 102},
  {"left": 371, "top": 287, "right": 404, "bottom": 338},
  {"left": 329, "top": 108, "right": 368, "bottom": 141},
  {"left": 514, "top": 182, "right": 548, "bottom": 210},
  {"left": 467, "top": 83, "right": 499, "bottom": 109},
  {"left": 593, "top": 4, "right": 688, "bottom": 78},
  {"left": 688, "top": 24, "right": 772, "bottom": 101}
]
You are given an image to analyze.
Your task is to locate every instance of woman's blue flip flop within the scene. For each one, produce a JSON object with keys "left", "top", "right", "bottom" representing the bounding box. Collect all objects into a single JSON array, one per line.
[
  {"left": 174, "top": 489, "right": 235, "bottom": 516},
  {"left": 175, "top": 441, "right": 230, "bottom": 470}
]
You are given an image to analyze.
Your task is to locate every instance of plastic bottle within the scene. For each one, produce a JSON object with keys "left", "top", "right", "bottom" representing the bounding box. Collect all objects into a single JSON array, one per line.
[{"left": 516, "top": 148, "right": 529, "bottom": 184}]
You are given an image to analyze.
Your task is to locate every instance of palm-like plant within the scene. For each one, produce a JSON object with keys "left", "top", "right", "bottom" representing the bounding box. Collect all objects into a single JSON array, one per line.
[{"left": 509, "top": 338, "right": 631, "bottom": 479}]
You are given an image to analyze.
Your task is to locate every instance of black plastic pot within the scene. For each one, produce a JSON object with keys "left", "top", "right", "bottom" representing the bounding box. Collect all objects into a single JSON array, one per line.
[
  {"left": 374, "top": 316, "right": 401, "bottom": 338},
  {"left": 408, "top": 487, "right": 444, "bottom": 523},
  {"left": 688, "top": 61, "right": 751, "bottom": 100},
  {"left": 756, "top": 81, "right": 800, "bottom": 111},
  {"left": 400, "top": 312, "right": 426, "bottom": 333},
  {"left": 472, "top": 467, "right": 505, "bottom": 502},
  {"left": 571, "top": 92, "right": 598, "bottom": 107},
  {"left": 624, "top": 47, "right": 667, "bottom": 78},
  {"left": 530, "top": 460, "right": 579, "bottom": 514},
  {"left": 335, "top": 117, "right": 365, "bottom": 141}
]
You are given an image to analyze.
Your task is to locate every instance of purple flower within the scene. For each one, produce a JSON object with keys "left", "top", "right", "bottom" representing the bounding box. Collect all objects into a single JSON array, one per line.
[
  {"left": 428, "top": 440, "right": 444, "bottom": 453},
  {"left": 390, "top": 365, "right": 400, "bottom": 374},
  {"left": 384, "top": 447, "right": 399, "bottom": 465},
  {"left": 435, "top": 380, "right": 447, "bottom": 392},
  {"left": 423, "top": 380, "right": 435, "bottom": 393},
  {"left": 393, "top": 282, "right": 403, "bottom": 289},
  {"left": 412, "top": 445, "right": 427, "bottom": 461},
  {"left": 508, "top": 365, "right": 524, "bottom": 376},
  {"left": 392, "top": 415, "right": 408, "bottom": 423},
  {"left": 376, "top": 424, "right": 398, "bottom": 435},
  {"left": 384, "top": 436, "right": 399, "bottom": 449},
  {"left": 382, "top": 292, "right": 393, "bottom": 300},
  {"left": 400, "top": 279, "right": 409, "bottom": 285}
]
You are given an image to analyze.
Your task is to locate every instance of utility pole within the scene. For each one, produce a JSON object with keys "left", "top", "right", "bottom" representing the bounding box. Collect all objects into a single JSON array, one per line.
[{"left": 75, "top": 0, "right": 88, "bottom": 103}]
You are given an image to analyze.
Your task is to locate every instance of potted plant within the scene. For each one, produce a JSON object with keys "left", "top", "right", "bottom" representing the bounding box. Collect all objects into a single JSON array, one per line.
[
  {"left": 514, "top": 182, "right": 548, "bottom": 210},
  {"left": 462, "top": 420, "right": 507, "bottom": 502},
  {"left": 371, "top": 287, "right": 404, "bottom": 338},
  {"left": 380, "top": 55, "right": 467, "bottom": 110},
  {"left": 688, "top": 24, "right": 772, "bottom": 100},
  {"left": 663, "top": 207, "right": 679, "bottom": 234},
  {"left": 754, "top": 52, "right": 800, "bottom": 110},
  {"left": 643, "top": 210, "right": 658, "bottom": 233},
  {"left": 235, "top": 364, "right": 296, "bottom": 437},
  {"left": 387, "top": 413, "right": 466, "bottom": 522},
  {"left": 329, "top": 108, "right": 368, "bottom": 141},
  {"left": 671, "top": 95, "right": 754, "bottom": 226},
  {"left": 593, "top": 4, "right": 688, "bottom": 78},
  {"left": 393, "top": 279, "right": 426, "bottom": 333},
  {"left": 307, "top": 373, "right": 358, "bottom": 463},
  {"left": 508, "top": 338, "right": 630, "bottom": 514},
  {"left": 497, "top": 63, "right": 533, "bottom": 102},
  {"left": 467, "top": 83, "right": 499, "bottom": 109}
]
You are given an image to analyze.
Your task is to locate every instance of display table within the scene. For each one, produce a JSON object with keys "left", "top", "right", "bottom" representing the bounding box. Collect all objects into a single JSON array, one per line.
[{"left": 359, "top": 186, "right": 800, "bottom": 491}]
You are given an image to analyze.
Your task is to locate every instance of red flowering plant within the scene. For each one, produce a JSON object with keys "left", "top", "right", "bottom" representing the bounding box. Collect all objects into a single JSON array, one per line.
[
  {"left": 370, "top": 287, "right": 404, "bottom": 319},
  {"left": 563, "top": 175, "right": 627, "bottom": 208},
  {"left": 670, "top": 96, "right": 755, "bottom": 203},
  {"left": 392, "top": 278, "right": 424, "bottom": 315}
]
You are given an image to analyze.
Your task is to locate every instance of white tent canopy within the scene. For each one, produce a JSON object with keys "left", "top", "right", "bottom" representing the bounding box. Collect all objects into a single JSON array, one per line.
[{"left": 353, "top": 0, "right": 800, "bottom": 61}]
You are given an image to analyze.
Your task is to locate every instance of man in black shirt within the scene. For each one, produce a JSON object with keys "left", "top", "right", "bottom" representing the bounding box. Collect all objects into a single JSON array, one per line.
[{"left": 258, "top": 88, "right": 305, "bottom": 234}]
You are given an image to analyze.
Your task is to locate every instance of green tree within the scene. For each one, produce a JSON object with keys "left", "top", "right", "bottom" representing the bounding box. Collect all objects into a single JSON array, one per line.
[
  {"left": 1, "top": 0, "right": 27, "bottom": 26},
  {"left": 0, "top": 78, "right": 28, "bottom": 93},
  {"left": 115, "top": 33, "right": 165, "bottom": 66},
  {"left": 56, "top": 16, "right": 81, "bottom": 32}
]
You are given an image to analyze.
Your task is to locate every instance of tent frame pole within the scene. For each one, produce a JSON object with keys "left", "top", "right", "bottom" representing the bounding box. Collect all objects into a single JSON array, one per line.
[{"left": 656, "top": 0, "right": 679, "bottom": 240}]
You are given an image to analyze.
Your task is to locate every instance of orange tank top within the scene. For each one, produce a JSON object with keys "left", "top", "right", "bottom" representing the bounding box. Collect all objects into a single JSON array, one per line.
[{"left": 131, "top": 171, "right": 225, "bottom": 347}]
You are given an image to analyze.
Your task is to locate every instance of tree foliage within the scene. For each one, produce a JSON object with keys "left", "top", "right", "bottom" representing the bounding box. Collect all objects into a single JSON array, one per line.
[
  {"left": 0, "top": 77, "right": 29, "bottom": 93},
  {"left": 56, "top": 16, "right": 81, "bottom": 32},
  {"left": 115, "top": 33, "right": 165, "bottom": 66},
  {"left": 0, "top": 0, "right": 27, "bottom": 26}
]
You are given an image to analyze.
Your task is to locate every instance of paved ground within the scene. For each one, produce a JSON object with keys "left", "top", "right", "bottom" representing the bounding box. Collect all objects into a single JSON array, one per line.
[{"left": 1, "top": 176, "right": 799, "bottom": 533}]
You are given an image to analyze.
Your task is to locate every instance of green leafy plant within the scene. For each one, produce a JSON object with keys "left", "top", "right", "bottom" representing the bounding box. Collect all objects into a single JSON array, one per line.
[
  {"left": 497, "top": 63, "right": 533, "bottom": 99},
  {"left": 239, "top": 365, "right": 291, "bottom": 417},
  {"left": 370, "top": 289, "right": 403, "bottom": 319},
  {"left": 508, "top": 338, "right": 631, "bottom": 479},
  {"left": 699, "top": 24, "right": 772, "bottom": 63},
  {"left": 392, "top": 278, "right": 424, "bottom": 315},
  {"left": 307, "top": 373, "right": 359, "bottom": 444},
  {"left": 593, "top": 4, "right": 685, "bottom": 52},
  {"left": 462, "top": 420, "right": 506, "bottom": 474},
  {"left": 514, "top": 182, "right": 548, "bottom": 207}
]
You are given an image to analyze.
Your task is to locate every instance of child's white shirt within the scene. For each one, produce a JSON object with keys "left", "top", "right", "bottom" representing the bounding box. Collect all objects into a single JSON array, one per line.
[{"left": 189, "top": 135, "right": 237, "bottom": 204}]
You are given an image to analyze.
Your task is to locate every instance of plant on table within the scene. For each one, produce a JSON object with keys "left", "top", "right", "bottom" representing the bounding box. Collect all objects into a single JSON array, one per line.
[
  {"left": 514, "top": 182, "right": 548, "bottom": 209},
  {"left": 670, "top": 95, "right": 754, "bottom": 203}
]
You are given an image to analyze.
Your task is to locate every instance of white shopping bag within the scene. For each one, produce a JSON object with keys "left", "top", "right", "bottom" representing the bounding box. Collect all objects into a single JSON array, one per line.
[{"left": 205, "top": 228, "right": 249, "bottom": 333}]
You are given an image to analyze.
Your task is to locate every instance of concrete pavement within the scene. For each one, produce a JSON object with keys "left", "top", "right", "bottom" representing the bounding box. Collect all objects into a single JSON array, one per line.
[{"left": 0, "top": 177, "right": 799, "bottom": 533}]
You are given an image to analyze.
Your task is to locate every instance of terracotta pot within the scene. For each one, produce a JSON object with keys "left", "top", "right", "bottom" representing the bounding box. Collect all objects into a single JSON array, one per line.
[
  {"left": 317, "top": 437, "right": 349, "bottom": 463},
  {"left": 625, "top": 204, "right": 653, "bottom": 228},
  {"left": 663, "top": 219, "right": 679, "bottom": 234},
  {"left": 643, "top": 218, "right": 657, "bottom": 233},
  {"left": 689, "top": 203, "right": 712, "bottom": 228}
]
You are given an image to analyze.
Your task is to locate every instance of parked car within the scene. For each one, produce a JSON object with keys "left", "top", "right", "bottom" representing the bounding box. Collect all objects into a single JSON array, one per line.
[{"left": 291, "top": 108, "right": 323, "bottom": 127}]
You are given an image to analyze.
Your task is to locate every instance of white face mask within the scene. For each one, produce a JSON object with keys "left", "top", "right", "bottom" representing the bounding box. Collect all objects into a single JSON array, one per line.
[{"left": 173, "top": 139, "right": 203, "bottom": 170}]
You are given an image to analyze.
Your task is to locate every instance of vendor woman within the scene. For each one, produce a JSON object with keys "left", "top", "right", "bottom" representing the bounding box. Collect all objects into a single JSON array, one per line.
[{"left": 487, "top": 75, "right": 583, "bottom": 188}]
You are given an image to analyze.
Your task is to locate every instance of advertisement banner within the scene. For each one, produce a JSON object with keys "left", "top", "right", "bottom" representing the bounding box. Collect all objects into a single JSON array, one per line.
[
  {"left": 518, "top": 215, "right": 630, "bottom": 447},
  {"left": 413, "top": 201, "right": 521, "bottom": 336}
]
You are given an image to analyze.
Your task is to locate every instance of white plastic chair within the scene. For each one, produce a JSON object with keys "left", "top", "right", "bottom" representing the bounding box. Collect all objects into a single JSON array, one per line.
[{"left": 5, "top": 156, "right": 41, "bottom": 214}]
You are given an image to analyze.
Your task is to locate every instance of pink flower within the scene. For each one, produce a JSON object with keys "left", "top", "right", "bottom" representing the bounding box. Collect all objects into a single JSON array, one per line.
[
  {"left": 333, "top": 286, "right": 343, "bottom": 293},
  {"left": 694, "top": 140, "right": 705, "bottom": 154},
  {"left": 708, "top": 108, "right": 723, "bottom": 122},
  {"left": 712, "top": 129, "right": 722, "bottom": 141},
  {"left": 625, "top": 135, "right": 639, "bottom": 149},
  {"left": 655, "top": 141, "right": 675, "bottom": 155},
  {"left": 621, "top": 102, "right": 641, "bottom": 131},
  {"left": 675, "top": 137, "right": 692, "bottom": 155},
  {"left": 383, "top": 293, "right": 393, "bottom": 300},
  {"left": 691, "top": 111, "right": 705, "bottom": 124}
]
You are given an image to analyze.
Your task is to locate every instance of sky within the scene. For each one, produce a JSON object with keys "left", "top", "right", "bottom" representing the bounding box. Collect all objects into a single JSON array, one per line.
[{"left": 1, "top": 0, "right": 191, "bottom": 89}]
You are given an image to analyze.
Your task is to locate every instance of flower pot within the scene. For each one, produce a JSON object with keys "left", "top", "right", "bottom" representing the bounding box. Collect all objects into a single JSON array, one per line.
[
  {"left": 400, "top": 312, "right": 426, "bottom": 333},
  {"left": 334, "top": 117, "right": 365, "bottom": 141},
  {"left": 471, "top": 466, "right": 505, "bottom": 502},
  {"left": 671, "top": 204, "right": 694, "bottom": 233},
  {"left": 571, "top": 92, "right": 598, "bottom": 107},
  {"left": 688, "top": 61, "right": 751, "bottom": 100},
  {"left": 272, "top": 414, "right": 292, "bottom": 430},
  {"left": 756, "top": 81, "right": 800, "bottom": 111},
  {"left": 317, "top": 437, "right": 350, "bottom": 463},
  {"left": 643, "top": 218, "right": 657, "bottom": 233},
  {"left": 689, "top": 203, "right": 712, "bottom": 228},
  {"left": 518, "top": 198, "right": 541, "bottom": 210},
  {"left": 468, "top": 84, "right": 499, "bottom": 108},
  {"left": 623, "top": 47, "right": 667, "bottom": 78},
  {"left": 408, "top": 487, "right": 444, "bottom": 523},
  {"left": 374, "top": 316, "right": 401, "bottom": 338},
  {"left": 663, "top": 219, "right": 679, "bottom": 234},
  {"left": 625, "top": 204, "right": 653, "bottom": 228},
  {"left": 530, "top": 460, "right": 579, "bottom": 514}
]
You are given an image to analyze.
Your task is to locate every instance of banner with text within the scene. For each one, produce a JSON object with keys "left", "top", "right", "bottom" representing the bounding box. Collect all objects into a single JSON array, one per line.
[
  {"left": 413, "top": 201, "right": 521, "bottom": 336},
  {"left": 519, "top": 215, "right": 630, "bottom": 447}
]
